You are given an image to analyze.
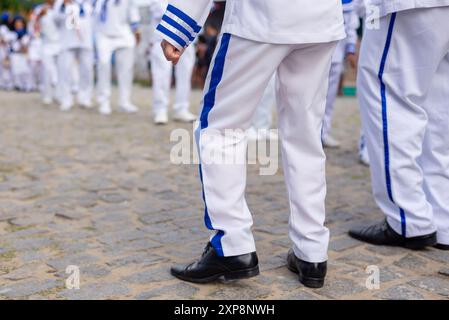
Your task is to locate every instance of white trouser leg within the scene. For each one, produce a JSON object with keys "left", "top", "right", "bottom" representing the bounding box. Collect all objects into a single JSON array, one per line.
[
  {"left": 252, "top": 75, "right": 276, "bottom": 130},
  {"left": 115, "top": 47, "right": 135, "bottom": 107},
  {"left": 42, "top": 52, "right": 58, "bottom": 101},
  {"left": 173, "top": 44, "right": 195, "bottom": 113},
  {"left": 198, "top": 34, "right": 287, "bottom": 257},
  {"left": 322, "top": 62, "right": 344, "bottom": 139},
  {"left": 59, "top": 49, "right": 76, "bottom": 107},
  {"left": 96, "top": 35, "right": 113, "bottom": 106},
  {"left": 150, "top": 42, "right": 172, "bottom": 114},
  {"left": 198, "top": 34, "right": 335, "bottom": 262},
  {"left": 276, "top": 42, "right": 336, "bottom": 263},
  {"left": 77, "top": 48, "right": 94, "bottom": 105},
  {"left": 420, "top": 53, "right": 449, "bottom": 245},
  {"left": 358, "top": 8, "right": 449, "bottom": 237}
]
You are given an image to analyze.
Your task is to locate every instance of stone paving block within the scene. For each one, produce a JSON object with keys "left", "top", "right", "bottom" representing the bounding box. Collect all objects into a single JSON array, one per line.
[
  {"left": 209, "top": 282, "right": 272, "bottom": 300},
  {"left": 106, "top": 252, "right": 167, "bottom": 268},
  {"left": 409, "top": 277, "right": 449, "bottom": 298},
  {"left": 0, "top": 279, "right": 62, "bottom": 298},
  {"left": 47, "top": 253, "right": 99, "bottom": 272},
  {"left": 375, "top": 285, "right": 425, "bottom": 300},
  {"left": 329, "top": 237, "right": 362, "bottom": 252},
  {"left": 58, "top": 282, "right": 130, "bottom": 300},
  {"left": 135, "top": 283, "right": 199, "bottom": 300},
  {"left": 393, "top": 254, "right": 429, "bottom": 271},
  {"left": 123, "top": 266, "right": 173, "bottom": 284},
  {"left": 316, "top": 279, "right": 366, "bottom": 299}
]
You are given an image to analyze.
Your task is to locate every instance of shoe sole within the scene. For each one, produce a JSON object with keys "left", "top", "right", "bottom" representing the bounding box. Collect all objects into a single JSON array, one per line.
[
  {"left": 171, "top": 266, "right": 260, "bottom": 284},
  {"left": 349, "top": 231, "right": 437, "bottom": 250},
  {"left": 287, "top": 264, "right": 325, "bottom": 289},
  {"left": 434, "top": 243, "right": 449, "bottom": 251}
]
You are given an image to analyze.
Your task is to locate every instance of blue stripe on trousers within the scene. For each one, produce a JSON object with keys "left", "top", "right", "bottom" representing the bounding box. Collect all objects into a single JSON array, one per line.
[
  {"left": 378, "top": 13, "right": 407, "bottom": 237},
  {"left": 197, "top": 33, "right": 232, "bottom": 256}
]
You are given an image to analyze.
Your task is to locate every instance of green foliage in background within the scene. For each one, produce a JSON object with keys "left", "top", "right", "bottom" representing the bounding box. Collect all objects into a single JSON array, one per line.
[{"left": 1, "top": 0, "right": 41, "bottom": 13}]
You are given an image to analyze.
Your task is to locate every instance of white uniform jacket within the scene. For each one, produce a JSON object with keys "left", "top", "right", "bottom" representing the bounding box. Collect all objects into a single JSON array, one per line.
[
  {"left": 55, "top": 0, "right": 94, "bottom": 50},
  {"left": 156, "top": 0, "right": 346, "bottom": 50},
  {"left": 94, "top": 0, "right": 141, "bottom": 40},
  {"left": 367, "top": 0, "right": 449, "bottom": 17}
]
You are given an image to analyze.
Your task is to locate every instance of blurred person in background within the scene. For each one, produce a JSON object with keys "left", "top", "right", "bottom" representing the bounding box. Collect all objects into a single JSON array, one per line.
[
  {"left": 148, "top": 0, "right": 196, "bottom": 125},
  {"left": 321, "top": 0, "right": 359, "bottom": 149},
  {"left": 9, "top": 15, "right": 34, "bottom": 92},
  {"left": 34, "top": 0, "right": 61, "bottom": 105},
  {"left": 94, "top": 0, "right": 141, "bottom": 115},
  {"left": 0, "top": 24, "right": 15, "bottom": 91},
  {"left": 55, "top": 0, "right": 95, "bottom": 111}
]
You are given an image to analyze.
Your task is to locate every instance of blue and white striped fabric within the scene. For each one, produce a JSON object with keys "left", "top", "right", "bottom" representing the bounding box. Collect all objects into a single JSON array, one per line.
[{"left": 156, "top": 4, "right": 201, "bottom": 50}]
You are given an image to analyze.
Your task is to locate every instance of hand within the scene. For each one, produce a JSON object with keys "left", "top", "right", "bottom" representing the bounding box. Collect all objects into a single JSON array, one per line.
[
  {"left": 346, "top": 53, "right": 358, "bottom": 69},
  {"left": 161, "top": 40, "right": 183, "bottom": 65}
]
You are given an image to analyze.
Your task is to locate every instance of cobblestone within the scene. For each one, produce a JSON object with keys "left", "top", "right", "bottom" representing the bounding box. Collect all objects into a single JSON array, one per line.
[{"left": 0, "top": 89, "right": 447, "bottom": 299}]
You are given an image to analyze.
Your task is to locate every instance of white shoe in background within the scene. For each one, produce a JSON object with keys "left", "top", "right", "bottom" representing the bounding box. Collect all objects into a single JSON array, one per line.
[
  {"left": 322, "top": 135, "right": 341, "bottom": 148},
  {"left": 99, "top": 102, "right": 112, "bottom": 115},
  {"left": 60, "top": 103, "right": 72, "bottom": 112},
  {"left": 118, "top": 103, "right": 139, "bottom": 114},
  {"left": 154, "top": 111, "right": 168, "bottom": 125},
  {"left": 173, "top": 110, "right": 197, "bottom": 123},
  {"left": 359, "top": 149, "right": 370, "bottom": 167},
  {"left": 42, "top": 97, "right": 53, "bottom": 106}
]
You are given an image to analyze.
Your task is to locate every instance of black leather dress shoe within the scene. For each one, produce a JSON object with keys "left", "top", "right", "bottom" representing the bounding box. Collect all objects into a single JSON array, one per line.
[
  {"left": 434, "top": 243, "right": 449, "bottom": 251},
  {"left": 170, "top": 243, "right": 259, "bottom": 284},
  {"left": 349, "top": 220, "right": 437, "bottom": 249},
  {"left": 287, "top": 249, "right": 327, "bottom": 288}
]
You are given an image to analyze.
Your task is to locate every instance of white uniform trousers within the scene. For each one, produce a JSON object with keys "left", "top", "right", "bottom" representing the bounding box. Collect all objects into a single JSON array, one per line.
[
  {"left": 252, "top": 75, "right": 276, "bottom": 130},
  {"left": 59, "top": 48, "right": 94, "bottom": 107},
  {"left": 96, "top": 34, "right": 135, "bottom": 107},
  {"left": 41, "top": 51, "right": 59, "bottom": 102},
  {"left": 358, "top": 7, "right": 449, "bottom": 243},
  {"left": 10, "top": 53, "right": 33, "bottom": 92},
  {"left": 150, "top": 42, "right": 195, "bottom": 114},
  {"left": 322, "top": 38, "right": 349, "bottom": 139},
  {"left": 197, "top": 33, "right": 336, "bottom": 262}
]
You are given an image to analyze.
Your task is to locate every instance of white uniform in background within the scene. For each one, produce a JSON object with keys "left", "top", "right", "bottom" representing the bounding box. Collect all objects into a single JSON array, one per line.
[
  {"left": 94, "top": 0, "right": 141, "bottom": 115},
  {"left": 10, "top": 33, "right": 34, "bottom": 92},
  {"left": 157, "top": 0, "right": 345, "bottom": 262},
  {"left": 148, "top": 0, "right": 197, "bottom": 124},
  {"left": 28, "top": 11, "right": 43, "bottom": 92},
  {"left": 0, "top": 26, "right": 14, "bottom": 91},
  {"left": 55, "top": 0, "right": 95, "bottom": 111},
  {"left": 37, "top": 4, "right": 61, "bottom": 104},
  {"left": 358, "top": 0, "right": 449, "bottom": 244},
  {"left": 322, "top": 0, "right": 359, "bottom": 148},
  {"left": 27, "top": 36, "right": 43, "bottom": 92}
]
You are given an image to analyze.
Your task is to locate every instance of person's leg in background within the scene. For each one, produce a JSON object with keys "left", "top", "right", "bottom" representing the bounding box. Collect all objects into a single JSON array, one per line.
[
  {"left": 77, "top": 48, "right": 94, "bottom": 108},
  {"left": 276, "top": 41, "right": 337, "bottom": 287},
  {"left": 150, "top": 41, "right": 172, "bottom": 124},
  {"left": 96, "top": 35, "right": 113, "bottom": 115},
  {"left": 115, "top": 46, "right": 138, "bottom": 113},
  {"left": 173, "top": 44, "right": 197, "bottom": 122},
  {"left": 58, "top": 49, "right": 75, "bottom": 111},
  {"left": 322, "top": 61, "right": 344, "bottom": 148},
  {"left": 349, "top": 8, "right": 449, "bottom": 248}
]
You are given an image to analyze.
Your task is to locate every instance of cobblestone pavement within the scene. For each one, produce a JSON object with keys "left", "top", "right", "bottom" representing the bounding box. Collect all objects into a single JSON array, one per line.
[{"left": 0, "top": 87, "right": 448, "bottom": 300}]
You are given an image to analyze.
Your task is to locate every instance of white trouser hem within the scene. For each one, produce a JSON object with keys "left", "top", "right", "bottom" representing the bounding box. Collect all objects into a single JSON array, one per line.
[{"left": 292, "top": 245, "right": 328, "bottom": 264}]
